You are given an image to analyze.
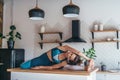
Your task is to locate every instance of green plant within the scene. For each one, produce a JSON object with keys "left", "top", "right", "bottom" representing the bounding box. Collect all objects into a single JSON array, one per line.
[
  {"left": 0, "top": 25, "right": 21, "bottom": 41},
  {"left": 83, "top": 48, "right": 96, "bottom": 59}
]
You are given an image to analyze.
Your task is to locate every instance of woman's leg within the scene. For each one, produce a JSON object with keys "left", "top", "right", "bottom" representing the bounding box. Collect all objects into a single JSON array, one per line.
[
  {"left": 20, "top": 60, "right": 31, "bottom": 69},
  {"left": 20, "top": 53, "right": 53, "bottom": 69}
]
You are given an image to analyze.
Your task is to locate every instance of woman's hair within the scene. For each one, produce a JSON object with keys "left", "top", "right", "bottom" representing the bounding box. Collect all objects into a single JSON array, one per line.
[{"left": 67, "top": 53, "right": 81, "bottom": 65}]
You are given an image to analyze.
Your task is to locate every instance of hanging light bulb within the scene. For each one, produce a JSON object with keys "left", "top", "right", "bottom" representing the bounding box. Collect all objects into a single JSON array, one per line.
[
  {"left": 29, "top": 0, "right": 45, "bottom": 20},
  {"left": 63, "top": 0, "right": 80, "bottom": 18}
]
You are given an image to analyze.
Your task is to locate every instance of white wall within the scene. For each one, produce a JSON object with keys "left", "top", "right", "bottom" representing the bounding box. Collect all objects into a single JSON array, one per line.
[{"left": 3, "top": 0, "right": 120, "bottom": 69}]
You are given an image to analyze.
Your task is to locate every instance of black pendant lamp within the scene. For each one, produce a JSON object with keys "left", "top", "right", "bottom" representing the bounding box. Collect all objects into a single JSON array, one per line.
[
  {"left": 63, "top": 0, "right": 80, "bottom": 17},
  {"left": 29, "top": 0, "right": 45, "bottom": 20}
]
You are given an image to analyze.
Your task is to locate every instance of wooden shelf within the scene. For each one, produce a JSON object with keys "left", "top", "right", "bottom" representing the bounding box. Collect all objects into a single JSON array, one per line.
[
  {"left": 39, "top": 41, "right": 62, "bottom": 49},
  {"left": 91, "top": 29, "right": 119, "bottom": 49},
  {"left": 91, "top": 29, "right": 118, "bottom": 32},
  {"left": 91, "top": 40, "right": 119, "bottom": 43},
  {"left": 39, "top": 41, "right": 62, "bottom": 43},
  {"left": 38, "top": 32, "right": 63, "bottom": 49},
  {"left": 39, "top": 32, "right": 63, "bottom": 40},
  {"left": 39, "top": 32, "right": 63, "bottom": 34}
]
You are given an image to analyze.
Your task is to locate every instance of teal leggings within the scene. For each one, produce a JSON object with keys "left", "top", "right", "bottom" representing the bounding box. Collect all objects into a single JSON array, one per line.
[{"left": 20, "top": 53, "right": 54, "bottom": 69}]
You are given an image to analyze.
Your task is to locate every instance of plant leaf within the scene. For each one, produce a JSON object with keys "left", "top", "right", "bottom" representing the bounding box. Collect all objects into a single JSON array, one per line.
[
  {"left": 15, "top": 32, "right": 21, "bottom": 39},
  {"left": 9, "top": 31, "right": 14, "bottom": 36},
  {"left": 0, "top": 33, "right": 3, "bottom": 38},
  {"left": 10, "top": 25, "right": 16, "bottom": 30},
  {"left": 8, "top": 37, "right": 14, "bottom": 41},
  {"left": 82, "top": 48, "right": 96, "bottom": 59}
]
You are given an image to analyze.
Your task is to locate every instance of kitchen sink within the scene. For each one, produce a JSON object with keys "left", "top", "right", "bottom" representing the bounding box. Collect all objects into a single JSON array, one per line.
[{"left": 108, "top": 69, "right": 120, "bottom": 73}]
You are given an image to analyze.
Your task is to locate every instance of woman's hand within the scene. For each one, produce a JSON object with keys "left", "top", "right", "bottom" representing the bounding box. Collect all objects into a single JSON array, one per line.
[
  {"left": 87, "top": 59, "right": 94, "bottom": 71},
  {"left": 31, "top": 66, "right": 43, "bottom": 69},
  {"left": 31, "top": 66, "right": 53, "bottom": 70}
]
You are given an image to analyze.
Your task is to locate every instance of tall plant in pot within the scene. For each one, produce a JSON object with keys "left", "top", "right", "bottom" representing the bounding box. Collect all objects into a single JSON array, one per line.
[{"left": 0, "top": 25, "right": 21, "bottom": 49}]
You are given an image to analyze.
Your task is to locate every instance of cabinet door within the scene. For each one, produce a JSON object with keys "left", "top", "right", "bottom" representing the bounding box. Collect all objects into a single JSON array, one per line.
[
  {"left": 14, "top": 49, "right": 24, "bottom": 67},
  {"left": 0, "top": 50, "right": 11, "bottom": 80},
  {"left": 96, "top": 73, "right": 106, "bottom": 80},
  {"left": 106, "top": 74, "right": 120, "bottom": 80},
  {"left": 0, "top": 49, "right": 24, "bottom": 80}
]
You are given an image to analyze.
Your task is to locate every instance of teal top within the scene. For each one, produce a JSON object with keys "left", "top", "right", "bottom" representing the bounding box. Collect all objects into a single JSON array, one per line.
[{"left": 51, "top": 48, "right": 66, "bottom": 63}]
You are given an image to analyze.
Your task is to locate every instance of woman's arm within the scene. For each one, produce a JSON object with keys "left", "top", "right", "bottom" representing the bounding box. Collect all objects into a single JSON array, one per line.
[
  {"left": 63, "top": 45, "right": 90, "bottom": 60},
  {"left": 87, "top": 59, "right": 95, "bottom": 71},
  {"left": 31, "top": 61, "right": 67, "bottom": 70},
  {"left": 63, "top": 45, "right": 94, "bottom": 71}
]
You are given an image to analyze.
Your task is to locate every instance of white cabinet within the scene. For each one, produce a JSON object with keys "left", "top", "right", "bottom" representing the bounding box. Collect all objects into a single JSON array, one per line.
[
  {"left": 96, "top": 73, "right": 106, "bottom": 80},
  {"left": 97, "top": 73, "right": 120, "bottom": 80},
  {"left": 106, "top": 74, "right": 120, "bottom": 80},
  {"left": 11, "top": 72, "right": 95, "bottom": 80}
]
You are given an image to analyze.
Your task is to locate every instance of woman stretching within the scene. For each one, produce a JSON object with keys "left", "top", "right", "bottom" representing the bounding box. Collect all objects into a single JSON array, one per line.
[{"left": 20, "top": 45, "right": 94, "bottom": 71}]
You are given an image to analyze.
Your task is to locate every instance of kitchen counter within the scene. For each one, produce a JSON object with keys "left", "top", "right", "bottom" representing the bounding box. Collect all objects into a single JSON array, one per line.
[
  {"left": 98, "top": 71, "right": 120, "bottom": 75},
  {"left": 7, "top": 68, "right": 98, "bottom": 80},
  {"left": 7, "top": 68, "right": 98, "bottom": 75}
]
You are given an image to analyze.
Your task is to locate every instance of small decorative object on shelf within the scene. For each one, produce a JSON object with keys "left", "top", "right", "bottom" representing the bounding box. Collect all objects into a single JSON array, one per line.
[
  {"left": 40, "top": 24, "right": 46, "bottom": 33},
  {"left": 113, "top": 37, "right": 118, "bottom": 41},
  {"left": 106, "top": 38, "right": 111, "bottom": 41},
  {"left": 94, "top": 24, "right": 98, "bottom": 31},
  {"left": 99, "top": 23, "right": 104, "bottom": 31},
  {"left": 117, "top": 25, "right": 120, "bottom": 30}
]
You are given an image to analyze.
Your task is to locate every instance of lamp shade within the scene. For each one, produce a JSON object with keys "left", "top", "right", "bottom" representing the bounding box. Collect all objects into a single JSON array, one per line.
[
  {"left": 29, "top": 8, "right": 45, "bottom": 20},
  {"left": 63, "top": 0, "right": 80, "bottom": 17},
  {"left": 28, "top": 0, "right": 45, "bottom": 20}
]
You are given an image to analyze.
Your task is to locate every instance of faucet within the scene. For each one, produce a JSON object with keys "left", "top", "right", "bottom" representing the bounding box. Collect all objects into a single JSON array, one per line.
[{"left": 118, "top": 62, "right": 120, "bottom": 70}]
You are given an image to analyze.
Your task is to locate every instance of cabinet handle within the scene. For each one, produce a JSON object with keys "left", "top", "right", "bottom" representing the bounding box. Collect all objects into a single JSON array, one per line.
[{"left": 0, "top": 62, "right": 4, "bottom": 66}]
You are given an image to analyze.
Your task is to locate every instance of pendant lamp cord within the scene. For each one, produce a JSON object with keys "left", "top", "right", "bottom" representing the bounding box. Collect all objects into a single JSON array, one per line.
[
  {"left": 36, "top": 0, "right": 38, "bottom": 8},
  {"left": 11, "top": 0, "right": 14, "bottom": 25},
  {"left": 69, "top": 0, "right": 73, "bottom": 5}
]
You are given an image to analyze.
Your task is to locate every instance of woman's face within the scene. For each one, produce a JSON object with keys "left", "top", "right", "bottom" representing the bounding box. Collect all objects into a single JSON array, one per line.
[{"left": 67, "top": 51, "right": 76, "bottom": 61}]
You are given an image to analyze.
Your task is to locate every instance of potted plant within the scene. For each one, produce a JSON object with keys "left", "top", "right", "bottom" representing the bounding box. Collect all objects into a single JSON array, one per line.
[
  {"left": 83, "top": 48, "right": 96, "bottom": 59},
  {"left": 83, "top": 48, "right": 96, "bottom": 66},
  {"left": 0, "top": 25, "right": 21, "bottom": 49}
]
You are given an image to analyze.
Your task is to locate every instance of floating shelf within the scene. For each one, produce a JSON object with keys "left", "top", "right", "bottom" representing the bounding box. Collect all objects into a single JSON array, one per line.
[
  {"left": 91, "top": 40, "right": 119, "bottom": 43},
  {"left": 39, "top": 32, "right": 63, "bottom": 40},
  {"left": 38, "top": 32, "right": 63, "bottom": 49},
  {"left": 91, "top": 29, "right": 119, "bottom": 49},
  {"left": 91, "top": 29, "right": 118, "bottom": 32},
  {"left": 39, "top": 41, "right": 62, "bottom": 49}
]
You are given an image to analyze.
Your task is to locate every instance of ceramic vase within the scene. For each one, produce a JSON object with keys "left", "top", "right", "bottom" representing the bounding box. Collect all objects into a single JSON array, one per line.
[
  {"left": 40, "top": 25, "right": 45, "bottom": 33},
  {"left": 7, "top": 40, "right": 15, "bottom": 49}
]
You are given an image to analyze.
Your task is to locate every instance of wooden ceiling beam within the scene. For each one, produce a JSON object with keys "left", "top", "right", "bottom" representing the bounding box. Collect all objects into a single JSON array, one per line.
[{"left": 0, "top": 0, "right": 4, "bottom": 4}]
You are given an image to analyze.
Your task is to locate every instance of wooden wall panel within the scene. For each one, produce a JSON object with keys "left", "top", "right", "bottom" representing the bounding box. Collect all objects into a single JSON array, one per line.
[{"left": 0, "top": 1, "right": 3, "bottom": 48}]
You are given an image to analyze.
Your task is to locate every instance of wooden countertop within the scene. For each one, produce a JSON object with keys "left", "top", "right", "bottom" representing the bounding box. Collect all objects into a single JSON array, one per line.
[
  {"left": 97, "top": 71, "right": 120, "bottom": 75},
  {"left": 7, "top": 68, "right": 98, "bottom": 76}
]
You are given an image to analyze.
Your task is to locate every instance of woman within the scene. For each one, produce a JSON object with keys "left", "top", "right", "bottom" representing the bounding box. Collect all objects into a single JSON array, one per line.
[{"left": 20, "top": 45, "right": 94, "bottom": 71}]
